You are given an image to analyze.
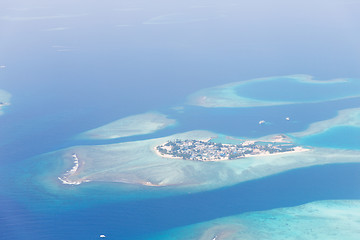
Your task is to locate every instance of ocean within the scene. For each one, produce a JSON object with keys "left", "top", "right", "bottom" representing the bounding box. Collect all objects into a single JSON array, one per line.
[
  {"left": 1, "top": 77, "right": 360, "bottom": 239},
  {"left": 1, "top": 1, "right": 360, "bottom": 239}
]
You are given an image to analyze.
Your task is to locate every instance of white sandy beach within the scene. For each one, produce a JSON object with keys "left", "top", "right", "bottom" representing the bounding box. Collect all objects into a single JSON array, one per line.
[{"left": 58, "top": 153, "right": 89, "bottom": 185}]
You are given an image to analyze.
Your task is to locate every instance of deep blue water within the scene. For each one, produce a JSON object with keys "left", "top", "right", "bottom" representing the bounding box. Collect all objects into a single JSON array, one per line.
[{"left": 2, "top": 1, "right": 360, "bottom": 239}]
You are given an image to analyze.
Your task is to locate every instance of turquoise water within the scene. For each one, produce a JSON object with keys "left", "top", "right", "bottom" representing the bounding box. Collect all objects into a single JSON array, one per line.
[
  {"left": 2, "top": 1, "right": 360, "bottom": 240},
  {"left": 298, "top": 126, "right": 360, "bottom": 149},
  {"left": 1, "top": 94, "right": 358, "bottom": 239},
  {"left": 149, "top": 199, "right": 360, "bottom": 240},
  {"left": 1, "top": 88, "right": 360, "bottom": 239},
  {"left": 236, "top": 77, "right": 360, "bottom": 102},
  {"left": 1, "top": 76, "right": 360, "bottom": 240}
]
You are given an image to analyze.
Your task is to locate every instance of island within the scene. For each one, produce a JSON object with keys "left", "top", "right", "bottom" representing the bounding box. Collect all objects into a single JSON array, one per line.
[{"left": 155, "top": 139, "right": 304, "bottom": 161}]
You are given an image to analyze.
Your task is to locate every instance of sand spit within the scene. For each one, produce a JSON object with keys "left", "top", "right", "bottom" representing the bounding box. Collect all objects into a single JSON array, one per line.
[{"left": 58, "top": 153, "right": 90, "bottom": 185}]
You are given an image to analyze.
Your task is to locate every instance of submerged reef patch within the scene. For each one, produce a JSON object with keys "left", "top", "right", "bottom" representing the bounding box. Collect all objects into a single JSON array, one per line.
[
  {"left": 290, "top": 107, "right": 360, "bottom": 150},
  {"left": 151, "top": 200, "right": 360, "bottom": 240},
  {"left": 78, "top": 112, "right": 176, "bottom": 140},
  {"left": 291, "top": 107, "right": 360, "bottom": 137},
  {"left": 187, "top": 75, "right": 360, "bottom": 108}
]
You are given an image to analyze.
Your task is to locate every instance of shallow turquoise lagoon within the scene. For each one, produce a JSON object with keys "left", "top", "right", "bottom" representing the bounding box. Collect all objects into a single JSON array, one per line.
[
  {"left": 3, "top": 0, "right": 360, "bottom": 239},
  {"left": 298, "top": 126, "right": 360, "bottom": 150},
  {"left": 236, "top": 77, "right": 360, "bottom": 103}
]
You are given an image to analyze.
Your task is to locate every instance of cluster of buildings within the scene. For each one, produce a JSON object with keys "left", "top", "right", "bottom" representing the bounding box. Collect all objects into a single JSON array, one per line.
[{"left": 156, "top": 139, "right": 297, "bottom": 161}]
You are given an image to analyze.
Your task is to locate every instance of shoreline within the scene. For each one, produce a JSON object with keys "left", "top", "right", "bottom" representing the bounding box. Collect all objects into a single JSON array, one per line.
[
  {"left": 244, "top": 146, "right": 310, "bottom": 159},
  {"left": 153, "top": 140, "right": 310, "bottom": 162}
]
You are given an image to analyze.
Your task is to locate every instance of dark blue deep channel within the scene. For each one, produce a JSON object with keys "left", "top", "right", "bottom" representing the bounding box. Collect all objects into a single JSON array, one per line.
[{"left": 2, "top": 162, "right": 360, "bottom": 240}]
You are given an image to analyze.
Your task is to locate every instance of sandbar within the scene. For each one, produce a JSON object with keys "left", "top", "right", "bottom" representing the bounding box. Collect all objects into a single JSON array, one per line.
[{"left": 78, "top": 112, "right": 176, "bottom": 140}]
